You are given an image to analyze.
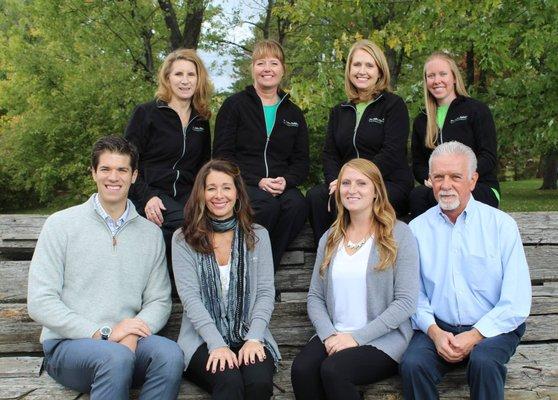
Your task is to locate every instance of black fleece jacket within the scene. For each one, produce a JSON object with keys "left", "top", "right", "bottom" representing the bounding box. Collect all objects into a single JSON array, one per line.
[
  {"left": 323, "top": 92, "right": 413, "bottom": 188},
  {"left": 124, "top": 100, "right": 211, "bottom": 208},
  {"left": 411, "top": 95, "right": 499, "bottom": 190},
  {"left": 213, "top": 85, "right": 309, "bottom": 188}
]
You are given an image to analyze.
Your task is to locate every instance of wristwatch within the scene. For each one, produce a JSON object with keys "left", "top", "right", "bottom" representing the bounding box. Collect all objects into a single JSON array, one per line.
[{"left": 100, "top": 326, "right": 112, "bottom": 340}]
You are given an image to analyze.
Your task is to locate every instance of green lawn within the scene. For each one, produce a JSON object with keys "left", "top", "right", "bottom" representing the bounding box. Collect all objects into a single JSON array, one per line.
[{"left": 499, "top": 179, "right": 557, "bottom": 212}]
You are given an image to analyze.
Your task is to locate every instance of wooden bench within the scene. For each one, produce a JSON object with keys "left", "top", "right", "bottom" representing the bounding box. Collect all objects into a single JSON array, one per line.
[{"left": 1, "top": 213, "right": 557, "bottom": 399}]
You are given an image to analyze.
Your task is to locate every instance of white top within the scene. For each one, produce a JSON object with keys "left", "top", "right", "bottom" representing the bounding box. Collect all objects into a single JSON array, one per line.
[
  {"left": 331, "top": 237, "right": 373, "bottom": 332},
  {"left": 219, "top": 261, "right": 231, "bottom": 304}
]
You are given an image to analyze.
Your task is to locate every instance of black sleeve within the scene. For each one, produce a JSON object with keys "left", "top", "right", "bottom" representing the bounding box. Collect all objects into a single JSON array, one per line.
[
  {"left": 472, "top": 102, "right": 498, "bottom": 177},
  {"left": 411, "top": 115, "right": 429, "bottom": 184},
  {"left": 213, "top": 96, "right": 239, "bottom": 164},
  {"left": 284, "top": 111, "right": 309, "bottom": 188},
  {"left": 322, "top": 107, "right": 343, "bottom": 185},
  {"left": 371, "top": 96, "right": 410, "bottom": 177},
  {"left": 200, "top": 119, "right": 211, "bottom": 170},
  {"left": 124, "top": 104, "right": 161, "bottom": 206}
]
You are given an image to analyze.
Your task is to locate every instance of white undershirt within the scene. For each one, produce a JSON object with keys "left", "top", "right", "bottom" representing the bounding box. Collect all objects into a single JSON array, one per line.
[
  {"left": 331, "top": 237, "right": 373, "bottom": 332},
  {"left": 219, "top": 261, "right": 231, "bottom": 304}
]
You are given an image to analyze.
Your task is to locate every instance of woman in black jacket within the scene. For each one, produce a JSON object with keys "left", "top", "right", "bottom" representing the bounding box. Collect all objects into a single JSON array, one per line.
[
  {"left": 125, "top": 48, "right": 212, "bottom": 253},
  {"left": 409, "top": 52, "right": 499, "bottom": 218},
  {"left": 307, "top": 39, "right": 413, "bottom": 245},
  {"left": 213, "top": 40, "right": 309, "bottom": 272}
]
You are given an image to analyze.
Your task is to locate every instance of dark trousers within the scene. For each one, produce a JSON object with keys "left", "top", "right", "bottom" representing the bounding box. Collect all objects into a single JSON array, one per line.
[
  {"left": 307, "top": 182, "right": 410, "bottom": 246},
  {"left": 185, "top": 343, "right": 275, "bottom": 400},
  {"left": 409, "top": 182, "right": 499, "bottom": 219},
  {"left": 132, "top": 191, "right": 191, "bottom": 269},
  {"left": 246, "top": 186, "right": 308, "bottom": 271},
  {"left": 399, "top": 321, "right": 525, "bottom": 400},
  {"left": 291, "top": 335, "right": 398, "bottom": 400}
]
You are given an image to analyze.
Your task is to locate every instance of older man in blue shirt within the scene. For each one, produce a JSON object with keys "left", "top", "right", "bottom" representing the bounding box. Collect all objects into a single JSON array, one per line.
[{"left": 400, "top": 141, "right": 531, "bottom": 400}]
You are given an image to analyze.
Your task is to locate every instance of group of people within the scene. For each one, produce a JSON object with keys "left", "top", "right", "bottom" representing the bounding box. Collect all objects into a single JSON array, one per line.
[{"left": 26, "top": 37, "right": 532, "bottom": 400}]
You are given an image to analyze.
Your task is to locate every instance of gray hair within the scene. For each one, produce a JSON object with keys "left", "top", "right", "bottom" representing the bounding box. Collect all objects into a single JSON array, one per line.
[{"left": 428, "top": 141, "right": 477, "bottom": 179}]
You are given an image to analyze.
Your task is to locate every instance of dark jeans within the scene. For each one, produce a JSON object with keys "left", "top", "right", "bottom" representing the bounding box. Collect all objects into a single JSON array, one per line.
[
  {"left": 291, "top": 335, "right": 398, "bottom": 400},
  {"left": 307, "top": 182, "right": 410, "bottom": 246},
  {"left": 246, "top": 185, "right": 308, "bottom": 271},
  {"left": 185, "top": 343, "right": 275, "bottom": 400},
  {"left": 42, "top": 335, "right": 184, "bottom": 400},
  {"left": 399, "top": 320, "right": 525, "bottom": 400},
  {"left": 409, "top": 182, "right": 499, "bottom": 219}
]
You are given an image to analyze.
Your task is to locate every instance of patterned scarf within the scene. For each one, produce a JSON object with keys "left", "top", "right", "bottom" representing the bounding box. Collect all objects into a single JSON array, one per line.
[{"left": 197, "top": 217, "right": 250, "bottom": 347}]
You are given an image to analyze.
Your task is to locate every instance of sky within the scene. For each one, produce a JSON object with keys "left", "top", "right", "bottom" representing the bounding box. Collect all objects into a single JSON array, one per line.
[{"left": 198, "top": 0, "right": 261, "bottom": 91}]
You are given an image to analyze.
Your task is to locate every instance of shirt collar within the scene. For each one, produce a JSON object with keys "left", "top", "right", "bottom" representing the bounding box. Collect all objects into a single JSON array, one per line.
[
  {"left": 93, "top": 193, "right": 130, "bottom": 226},
  {"left": 436, "top": 194, "right": 477, "bottom": 225}
]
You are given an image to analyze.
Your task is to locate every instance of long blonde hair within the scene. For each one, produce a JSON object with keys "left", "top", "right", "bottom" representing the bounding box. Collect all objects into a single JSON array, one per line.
[
  {"left": 320, "top": 159, "right": 397, "bottom": 277},
  {"left": 155, "top": 48, "right": 213, "bottom": 120},
  {"left": 423, "top": 52, "right": 468, "bottom": 149},
  {"left": 344, "top": 39, "right": 391, "bottom": 103}
]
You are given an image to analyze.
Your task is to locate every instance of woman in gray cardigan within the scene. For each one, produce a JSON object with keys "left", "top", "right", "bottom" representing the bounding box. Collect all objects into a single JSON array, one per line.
[
  {"left": 172, "top": 159, "right": 280, "bottom": 400},
  {"left": 291, "top": 158, "right": 419, "bottom": 400}
]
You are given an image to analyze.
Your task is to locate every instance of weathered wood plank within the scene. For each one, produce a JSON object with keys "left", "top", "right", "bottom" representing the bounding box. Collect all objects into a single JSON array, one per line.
[
  {"left": 2, "top": 301, "right": 556, "bottom": 354},
  {"left": 3, "top": 245, "right": 555, "bottom": 301},
  {"left": 0, "top": 343, "right": 556, "bottom": 399}
]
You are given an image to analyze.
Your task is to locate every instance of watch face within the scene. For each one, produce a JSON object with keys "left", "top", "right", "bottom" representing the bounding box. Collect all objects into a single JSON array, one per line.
[{"left": 100, "top": 326, "right": 111, "bottom": 336}]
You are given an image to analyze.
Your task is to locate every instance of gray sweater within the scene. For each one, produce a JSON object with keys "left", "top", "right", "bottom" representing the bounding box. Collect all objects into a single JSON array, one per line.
[
  {"left": 172, "top": 225, "right": 280, "bottom": 369},
  {"left": 27, "top": 195, "right": 172, "bottom": 342},
  {"left": 307, "top": 221, "right": 419, "bottom": 362}
]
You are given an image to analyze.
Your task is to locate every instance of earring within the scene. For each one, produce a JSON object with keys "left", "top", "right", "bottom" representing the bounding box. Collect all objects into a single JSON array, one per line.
[{"left": 234, "top": 201, "right": 241, "bottom": 213}]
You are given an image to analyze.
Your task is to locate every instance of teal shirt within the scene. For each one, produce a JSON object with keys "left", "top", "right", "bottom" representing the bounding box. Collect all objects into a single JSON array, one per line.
[
  {"left": 263, "top": 102, "right": 280, "bottom": 136},
  {"left": 436, "top": 104, "right": 449, "bottom": 128},
  {"left": 355, "top": 100, "right": 372, "bottom": 127}
]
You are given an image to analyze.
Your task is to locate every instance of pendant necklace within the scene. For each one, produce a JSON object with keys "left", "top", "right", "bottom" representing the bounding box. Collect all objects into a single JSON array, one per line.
[{"left": 346, "top": 236, "right": 368, "bottom": 250}]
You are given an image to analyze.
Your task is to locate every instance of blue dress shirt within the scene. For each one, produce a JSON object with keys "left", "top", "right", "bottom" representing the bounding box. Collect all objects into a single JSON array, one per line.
[
  {"left": 409, "top": 197, "right": 531, "bottom": 338},
  {"left": 93, "top": 193, "right": 131, "bottom": 236}
]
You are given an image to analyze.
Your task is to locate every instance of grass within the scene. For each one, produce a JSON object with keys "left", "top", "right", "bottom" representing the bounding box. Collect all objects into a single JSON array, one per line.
[{"left": 499, "top": 179, "right": 558, "bottom": 212}]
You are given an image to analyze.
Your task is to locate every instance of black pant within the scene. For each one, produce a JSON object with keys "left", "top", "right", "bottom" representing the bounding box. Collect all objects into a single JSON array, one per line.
[
  {"left": 409, "top": 182, "right": 499, "bottom": 219},
  {"left": 307, "top": 182, "right": 410, "bottom": 246},
  {"left": 291, "top": 336, "right": 398, "bottom": 400},
  {"left": 246, "top": 186, "right": 308, "bottom": 271},
  {"left": 132, "top": 191, "right": 191, "bottom": 270},
  {"left": 185, "top": 343, "right": 275, "bottom": 400}
]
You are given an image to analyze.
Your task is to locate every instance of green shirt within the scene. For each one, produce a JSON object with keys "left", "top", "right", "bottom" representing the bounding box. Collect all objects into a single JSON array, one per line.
[
  {"left": 263, "top": 102, "right": 280, "bottom": 136},
  {"left": 436, "top": 104, "right": 450, "bottom": 128},
  {"left": 355, "top": 100, "right": 372, "bottom": 127}
]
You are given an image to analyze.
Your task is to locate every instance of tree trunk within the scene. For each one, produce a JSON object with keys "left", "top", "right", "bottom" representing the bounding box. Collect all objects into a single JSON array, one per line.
[
  {"left": 157, "top": 0, "right": 182, "bottom": 50},
  {"left": 540, "top": 149, "right": 558, "bottom": 190},
  {"left": 466, "top": 46, "right": 475, "bottom": 87},
  {"left": 182, "top": 0, "right": 206, "bottom": 49},
  {"left": 385, "top": 48, "right": 403, "bottom": 88},
  {"left": 262, "top": 0, "right": 274, "bottom": 39}
]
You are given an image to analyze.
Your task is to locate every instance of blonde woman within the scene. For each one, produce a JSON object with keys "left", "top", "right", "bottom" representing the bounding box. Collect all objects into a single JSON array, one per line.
[
  {"left": 291, "top": 159, "right": 419, "bottom": 400},
  {"left": 307, "top": 39, "right": 413, "bottom": 245},
  {"left": 410, "top": 52, "right": 499, "bottom": 218},
  {"left": 125, "top": 48, "right": 212, "bottom": 254}
]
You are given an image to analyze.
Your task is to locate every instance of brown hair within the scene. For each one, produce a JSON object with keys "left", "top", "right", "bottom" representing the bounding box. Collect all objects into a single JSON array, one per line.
[
  {"left": 251, "top": 39, "right": 286, "bottom": 85},
  {"left": 181, "top": 159, "right": 255, "bottom": 253},
  {"left": 344, "top": 39, "right": 391, "bottom": 103},
  {"left": 423, "top": 52, "right": 469, "bottom": 149},
  {"left": 155, "top": 48, "right": 212, "bottom": 120},
  {"left": 91, "top": 135, "right": 138, "bottom": 172},
  {"left": 320, "top": 158, "right": 397, "bottom": 277}
]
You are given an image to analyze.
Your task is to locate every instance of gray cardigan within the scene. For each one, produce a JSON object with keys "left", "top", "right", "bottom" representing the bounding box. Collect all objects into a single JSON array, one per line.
[
  {"left": 172, "top": 225, "right": 280, "bottom": 369},
  {"left": 307, "top": 220, "right": 419, "bottom": 362}
]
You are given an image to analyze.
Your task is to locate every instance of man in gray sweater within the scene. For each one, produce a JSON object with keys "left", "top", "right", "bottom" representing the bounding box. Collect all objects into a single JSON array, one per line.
[{"left": 27, "top": 136, "right": 184, "bottom": 400}]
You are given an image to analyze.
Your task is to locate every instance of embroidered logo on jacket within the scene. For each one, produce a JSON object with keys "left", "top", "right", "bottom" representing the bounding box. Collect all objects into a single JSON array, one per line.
[
  {"left": 192, "top": 126, "right": 205, "bottom": 132},
  {"left": 368, "top": 117, "right": 385, "bottom": 124},
  {"left": 283, "top": 119, "right": 299, "bottom": 127},
  {"left": 450, "top": 115, "right": 468, "bottom": 124}
]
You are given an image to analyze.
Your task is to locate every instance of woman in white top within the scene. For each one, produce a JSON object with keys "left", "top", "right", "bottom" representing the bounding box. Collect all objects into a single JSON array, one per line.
[{"left": 291, "top": 158, "right": 419, "bottom": 400}]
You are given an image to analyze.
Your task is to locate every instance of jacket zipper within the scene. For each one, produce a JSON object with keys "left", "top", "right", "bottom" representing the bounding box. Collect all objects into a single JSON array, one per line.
[
  {"left": 341, "top": 94, "right": 383, "bottom": 159},
  {"left": 160, "top": 104, "right": 199, "bottom": 197},
  {"left": 95, "top": 212, "right": 137, "bottom": 253},
  {"left": 263, "top": 93, "right": 288, "bottom": 178}
]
